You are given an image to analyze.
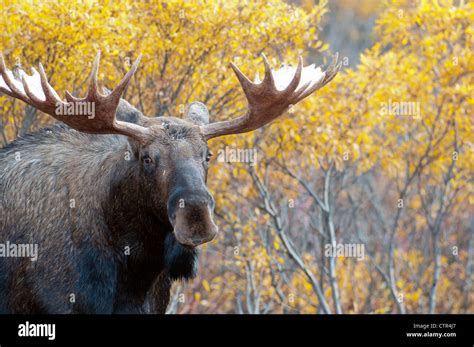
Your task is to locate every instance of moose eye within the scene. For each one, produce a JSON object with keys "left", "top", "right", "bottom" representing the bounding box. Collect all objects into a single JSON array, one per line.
[
  {"left": 206, "top": 150, "right": 213, "bottom": 162},
  {"left": 143, "top": 155, "right": 152, "bottom": 165}
]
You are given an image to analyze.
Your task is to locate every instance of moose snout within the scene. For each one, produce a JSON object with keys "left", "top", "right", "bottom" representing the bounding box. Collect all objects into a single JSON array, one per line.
[
  {"left": 185, "top": 232, "right": 217, "bottom": 248},
  {"left": 167, "top": 189, "right": 218, "bottom": 247}
]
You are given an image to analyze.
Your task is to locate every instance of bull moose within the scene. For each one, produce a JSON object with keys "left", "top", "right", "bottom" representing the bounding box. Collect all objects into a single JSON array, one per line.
[{"left": 0, "top": 51, "right": 340, "bottom": 313}]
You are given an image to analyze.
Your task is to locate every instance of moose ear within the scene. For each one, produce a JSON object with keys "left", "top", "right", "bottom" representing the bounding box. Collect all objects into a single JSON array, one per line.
[{"left": 186, "top": 101, "right": 209, "bottom": 125}]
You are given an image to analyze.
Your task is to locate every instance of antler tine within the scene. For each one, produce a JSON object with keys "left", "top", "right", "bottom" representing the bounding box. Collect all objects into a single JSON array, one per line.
[
  {"left": 261, "top": 53, "right": 275, "bottom": 88},
  {"left": 0, "top": 58, "right": 15, "bottom": 98},
  {"left": 229, "top": 61, "right": 254, "bottom": 95},
  {"left": 322, "top": 54, "right": 337, "bottom": 81},
  {"left": 292, "top": 75, "right": 326, "bottom": 103},
  {"left": 325, "top": 54, "right": 342, "bottom": 84},
  {"left": 0, "top": 54, "right": 28, "bottom": 101},
  {"left": 282, "top": 56, "right": 303, "bottom": 96},
  {"left": 38, "top": 62, "right": 63, "bottom": 105},
  {"left": 291, "top": 78, "right": 314, "bottom": 103},
  {"left": 109, "top": 54, "right": 142, "bottom": 101},
  {"left": 87, "top": 51, "right": 101, "bottom": 99},
  {"left": 21, "top": 71, "right": 44, "bottom": 106},
  {"left": 64, "top": 51, "right": 102, "bottom": 103}
]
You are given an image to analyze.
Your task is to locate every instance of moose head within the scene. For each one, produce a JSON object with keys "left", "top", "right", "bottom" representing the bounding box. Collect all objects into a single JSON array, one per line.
[{"left": 0, "top": 52, "right": 340, "bottom": 248}]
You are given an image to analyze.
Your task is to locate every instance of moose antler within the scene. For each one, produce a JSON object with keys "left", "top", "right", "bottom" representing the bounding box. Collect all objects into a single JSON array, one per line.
[
  {"left": 201, "top": 53, "right": 341, "bottom": 139},
  {"left": 0, "top": 52, "right": 153, "bottom": 142}
]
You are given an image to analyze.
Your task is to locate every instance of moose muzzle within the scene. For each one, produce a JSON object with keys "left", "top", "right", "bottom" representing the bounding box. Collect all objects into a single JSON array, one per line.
[{"left": 167, "top": 164, "right": 218, "bottom": 247}]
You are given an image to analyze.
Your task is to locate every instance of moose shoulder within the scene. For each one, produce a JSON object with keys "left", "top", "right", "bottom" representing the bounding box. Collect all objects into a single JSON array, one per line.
[{"left": 0, "top": 52, "right": 340, "bottom": 313}]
